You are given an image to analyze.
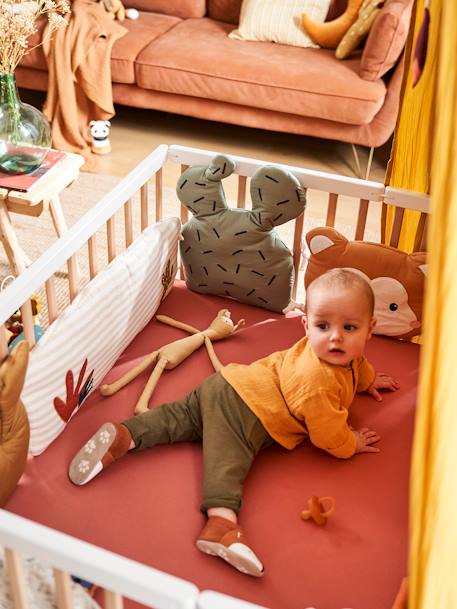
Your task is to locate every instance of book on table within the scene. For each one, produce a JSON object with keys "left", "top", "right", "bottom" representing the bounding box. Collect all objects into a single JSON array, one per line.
[{"left": 0, "top": 150, "right": 67, "bottom": 192}]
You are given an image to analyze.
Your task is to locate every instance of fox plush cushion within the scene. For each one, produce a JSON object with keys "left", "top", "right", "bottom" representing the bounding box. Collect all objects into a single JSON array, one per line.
[{"left": 304, "top": 227, "right": 427, "bottom": 341}]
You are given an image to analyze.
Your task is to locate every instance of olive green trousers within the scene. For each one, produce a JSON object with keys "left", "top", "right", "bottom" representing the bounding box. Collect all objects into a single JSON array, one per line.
[{"left": 123, "top": 372, "right": 273, "bottom": 514}]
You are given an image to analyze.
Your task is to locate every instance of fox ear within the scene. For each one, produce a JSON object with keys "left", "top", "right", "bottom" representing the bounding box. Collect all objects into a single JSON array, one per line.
[
  {"left": 419, "top": 264, "right": 427, "bottom": 276},
  {"left": 308, "top": 234, "right": 335, "bottom": 255},
  {"left": 105, "top": 121, "right": 111, "bottom": 128},
  {"left": 89, "top": 120, "right": 96, "bottom": 127}
]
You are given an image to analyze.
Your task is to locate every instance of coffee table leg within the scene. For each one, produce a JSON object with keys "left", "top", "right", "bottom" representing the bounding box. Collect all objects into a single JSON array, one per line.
[
  {"left": 0, "top": 200, "right": 28, "bottom": 275},
  {"left": 49, "top": 194, "right": 80, "bottom": 297}
]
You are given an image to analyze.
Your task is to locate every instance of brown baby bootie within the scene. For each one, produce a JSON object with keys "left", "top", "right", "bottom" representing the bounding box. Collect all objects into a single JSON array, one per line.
[
  {"left": 68, "top": 422, "right": 131, "bottom": 485},
  {"left": 196, "top": 515, "right": 264, "bottom": 577}
]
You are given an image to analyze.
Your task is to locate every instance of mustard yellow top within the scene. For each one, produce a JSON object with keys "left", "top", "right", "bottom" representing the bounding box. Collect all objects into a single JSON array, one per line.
[{"left": 221, "top": 336, "right": 375, "bottom": 458}]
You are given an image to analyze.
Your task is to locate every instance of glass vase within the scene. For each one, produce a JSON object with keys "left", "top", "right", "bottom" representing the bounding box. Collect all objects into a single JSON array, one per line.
[{"left": 0, "top": 72, "right": 51, "bottom": 175}]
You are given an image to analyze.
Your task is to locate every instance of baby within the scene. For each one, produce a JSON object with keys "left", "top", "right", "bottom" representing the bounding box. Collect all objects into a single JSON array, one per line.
[{"left": 69, "top": 268, "right": 399, "bottom": 577}]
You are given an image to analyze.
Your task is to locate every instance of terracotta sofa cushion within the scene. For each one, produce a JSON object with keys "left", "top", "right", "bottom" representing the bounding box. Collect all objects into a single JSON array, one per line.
[
  {"left": 207, "top": 0, "right": 346, "bottom": 24},
  {"left": 360, "top": 0, "right": 413, "bottom": 81},
  {"left": 207, "top": 0, "right": 242, "bottom": 24},
  {"left": 111, "top": 12, "right": 181, "bottom": 83},
  {"left": 124, "top": 0, "right": 205, "bottom": 18},
  {"left": 19, "top": 12, "right": 182, "bottom": 84},
  {"left": 135, "top": 17, "right": 386, "bottom": 126}
]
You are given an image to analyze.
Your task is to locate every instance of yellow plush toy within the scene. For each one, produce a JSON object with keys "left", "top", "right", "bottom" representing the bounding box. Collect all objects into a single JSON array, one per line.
[
  {"left": 301, "top": 0, "right": 364, "bottom": 49},
  {"left": 335, "top": 0, "right": 383, "bottom": 59},
  {"left": 0, "top": 342, "right": 30, "bottom": 507}
]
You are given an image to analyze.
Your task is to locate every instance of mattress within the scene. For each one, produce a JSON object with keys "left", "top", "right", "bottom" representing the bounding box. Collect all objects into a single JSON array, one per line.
[{"left": 6, "top": 282, "right": 419, "bottom": 609}]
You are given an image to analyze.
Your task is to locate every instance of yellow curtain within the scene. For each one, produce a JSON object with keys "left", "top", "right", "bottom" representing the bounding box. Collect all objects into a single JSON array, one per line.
[
  {"left": 409, "top": 0, "right": 457, "bottom": 606},
  {"left": 384, "top": 0, "right": 440, "bottom": 251}
]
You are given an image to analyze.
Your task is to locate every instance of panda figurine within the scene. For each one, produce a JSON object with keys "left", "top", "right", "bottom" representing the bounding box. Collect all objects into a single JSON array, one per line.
[{"left": 89, "top": 120, "right": 111, "bottom": 155}]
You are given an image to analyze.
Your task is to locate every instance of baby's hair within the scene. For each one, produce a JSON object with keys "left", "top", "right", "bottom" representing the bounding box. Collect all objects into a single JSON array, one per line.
[{"left": 306, "top": 268, "right": 375, "bottom": 316}]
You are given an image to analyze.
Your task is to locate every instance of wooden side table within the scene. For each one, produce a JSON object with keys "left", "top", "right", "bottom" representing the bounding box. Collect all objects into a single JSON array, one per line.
[{"left": 0, "top": 151, "right": 84, "bottom": 276}]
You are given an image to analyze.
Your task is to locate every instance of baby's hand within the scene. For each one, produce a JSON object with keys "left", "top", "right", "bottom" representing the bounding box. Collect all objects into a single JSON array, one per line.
[
  {"left": 354, "top": 427, "right": 380, "bottom": 454},
  {"left": 366, "top": 372, "right": 400, "bottom": 402}
]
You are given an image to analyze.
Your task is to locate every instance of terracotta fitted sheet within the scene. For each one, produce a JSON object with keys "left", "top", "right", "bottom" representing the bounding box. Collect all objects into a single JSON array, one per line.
[{"left": 6, "top": 282, "right": 419, "bottom": 609}]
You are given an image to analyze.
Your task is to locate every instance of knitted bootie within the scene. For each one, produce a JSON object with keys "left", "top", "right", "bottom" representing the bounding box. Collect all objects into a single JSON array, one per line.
[
  {"left": 69, "top": 422, "right": 131, "bottom": 485},
  {"left": 196, "top": 515, "right": 264, "bottom": 577}
]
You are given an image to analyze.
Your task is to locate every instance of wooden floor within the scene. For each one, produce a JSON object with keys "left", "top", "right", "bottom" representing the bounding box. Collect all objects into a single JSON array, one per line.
[{"left": 20, "top": 90, "right": 391, "bottom": 182}]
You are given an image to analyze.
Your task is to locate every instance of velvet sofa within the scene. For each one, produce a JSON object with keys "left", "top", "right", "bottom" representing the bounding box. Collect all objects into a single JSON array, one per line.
[{"left": 17, "top": 0, "right": 413, "bottom": 148}]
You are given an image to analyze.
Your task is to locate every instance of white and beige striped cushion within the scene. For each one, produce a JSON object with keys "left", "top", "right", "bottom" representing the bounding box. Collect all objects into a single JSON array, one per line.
[
  {"left": 22, "top": 218, "right": 180, "bottom": 456},
  {"left": 229, "top": 0, "right": 332, "bottom": 48}
]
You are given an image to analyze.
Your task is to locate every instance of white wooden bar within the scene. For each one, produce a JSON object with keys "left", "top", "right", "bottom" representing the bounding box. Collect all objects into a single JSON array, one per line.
[
  {"left": 45, "top": 276, "right": 58, "bottom": 323},
  {"left": 104, "top": 589, "right": 124, "bottom": 609},
  {"left": 88, "top": 235, "right": 98, "bottom": 279},
  {"left": 0, "top": 510, "right": 198, "bottom": 609},
  {"left": 354, "top": 199, "right": 369, "bottom": 240},
  {"left": 124, "top": 199, "right": 133, "bottom": 247},
  {"left": 53, "top": 568, "right": 74, "bottom": 609},
  {"left": 20, "top": 300, "right": 35, "bottom": 347},
  {"left": 107, "top": 216, "right": 116, "bottom": 263},
  {"left": 237, "top": 175, "right": 247, "bottom": 208},
  {"left": 168, "top": 145, "right": 386, "bottom": 200},
  {"left": 4, "top": 548, "right": 30, "bottom": 609},
  {"left": 325, "top": 192, "right": 338, "bottom": 227},
  {"left": 0, "top": 323, "right": 8, "bottom": 359},
  {"left": 292, "top": 213, "right": 304, "bottom": 300},
  {"left": 67, "top": 256, "right": 79, "bottom": 302},
  {"left": 384, "top": 186, "right": 430, "bottom": 213},
  {"left": 198, "top": 590, "right": 270, "bottom": 609},
  {"left": 153, "top": 170, "right": 161, "bottom": 223}
]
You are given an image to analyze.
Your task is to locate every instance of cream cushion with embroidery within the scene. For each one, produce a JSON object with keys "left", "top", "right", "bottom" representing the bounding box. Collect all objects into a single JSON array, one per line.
[
  {"left": 229, "top": 0, "right": 332, "bottom": 49},
  {"left": 21, "top": 218, "right": 180, "bottom": 456}
]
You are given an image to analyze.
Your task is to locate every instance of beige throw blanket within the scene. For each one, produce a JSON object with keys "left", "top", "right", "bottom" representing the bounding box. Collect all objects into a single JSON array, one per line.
[{"left": 43, "top": 0, "right": 126, "bottom": 171}]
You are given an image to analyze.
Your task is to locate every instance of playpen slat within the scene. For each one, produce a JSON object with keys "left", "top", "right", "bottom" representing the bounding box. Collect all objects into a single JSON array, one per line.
[
  {"left": 21, "top": 300, "right": 35, "bottom": 347},
  {"left": 45, "top": 276, "right": 58, "bottom": 323},
  {"left": 292, "top": 213, "right": 304, "bottom": 300},
  {"left": 180, "top": 164, "right": 189, "bottom": 223},
  {"left": 355, "top": 199, "right": 369, "bottom": 240},
  {"left": 0, "top": 323, "right": 8, "bottom": 359},
  {"left": 53, "top": 569, "right": 74, "bottom": 609},
  {"left": 124, "top": 199, "right": 133, "bottom": 248},
  {"left": 153, "top": 170, "right": 160, "bottom": 224},
  {"left": 107, "top": 217, "right": 116, "bottom": 263},
  {"left": 88, "top": 235, "right": 98, "bottom": 279},
  {"left": 104, "top": 589, "right": 124, "bottom": 609},
  {"left": 237, "top": 175, "right": 247, "bottom": 208},
  {"left": 414, "top": 212, "right": 428, "bottom": 252},
  {"left": 389, "top": 206, "right": 405, "bottom": 248},
  {"left": 326, "top": 193, "right": 338, "bottom": 227},
  {"left": 67, "top": 256, "right": 79, "bottom": 302},
  {"left": 141, "top": 182, "right": 150, "bottom": 229},
  {"left": 4, "top": 548, "right": 30, "bottom": 609}
]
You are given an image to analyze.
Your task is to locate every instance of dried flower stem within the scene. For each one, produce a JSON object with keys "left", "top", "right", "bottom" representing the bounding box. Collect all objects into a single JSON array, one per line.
[{"left": 0, "top": 0, "right": 70, "bottom": 73}]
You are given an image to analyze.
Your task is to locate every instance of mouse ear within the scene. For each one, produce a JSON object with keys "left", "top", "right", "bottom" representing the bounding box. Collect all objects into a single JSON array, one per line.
[{"left": 205, "top": 155, "right": 235, "bottom": 182}]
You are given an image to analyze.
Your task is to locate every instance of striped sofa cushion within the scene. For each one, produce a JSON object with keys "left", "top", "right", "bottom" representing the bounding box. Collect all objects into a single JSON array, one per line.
[
  {"left": 229, "top": 0, "right": 332, "bottom": 48},
  {"left": 22, "top": 218, "right": 180, "bottom": 456}
]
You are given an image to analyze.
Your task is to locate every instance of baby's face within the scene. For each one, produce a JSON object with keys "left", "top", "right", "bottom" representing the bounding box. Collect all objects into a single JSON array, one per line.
[{"left": 303, "top": 286, "right": 375, "bottom": 367}]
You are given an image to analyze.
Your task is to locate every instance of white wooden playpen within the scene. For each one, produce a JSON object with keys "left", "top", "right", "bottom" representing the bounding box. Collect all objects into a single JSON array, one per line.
[{"left": 0, "top": 144, "right": 429, "bottom": 609}]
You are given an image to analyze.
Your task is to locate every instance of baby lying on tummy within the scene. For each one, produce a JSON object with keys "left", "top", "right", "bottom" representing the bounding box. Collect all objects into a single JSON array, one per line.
[{"left": 69, "top": 268, "right": 399, "bottom": 577}]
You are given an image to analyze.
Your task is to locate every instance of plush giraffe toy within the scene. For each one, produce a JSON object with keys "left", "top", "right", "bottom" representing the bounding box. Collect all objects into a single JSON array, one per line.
[{"left": 100, "top": 309, "right": 245, "bottom": 414}]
